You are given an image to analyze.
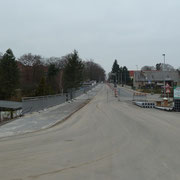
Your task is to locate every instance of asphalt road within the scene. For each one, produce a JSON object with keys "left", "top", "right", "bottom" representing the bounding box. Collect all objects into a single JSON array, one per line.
[{"left": 0, "top": 84, "right": 180, "bottom": 180}]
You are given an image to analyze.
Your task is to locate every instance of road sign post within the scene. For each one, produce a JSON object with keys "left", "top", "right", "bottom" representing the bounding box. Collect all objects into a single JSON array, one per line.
[
  {"left": 118, "top": 88, "right": 120, "bottom": 101},
  {"left": 174, "top": 86, "right": 180, "bottom": 100},
  {"left": 174, "top": 86, "right": 180, "bottom": 111},
  {"left": 165, "top": 83, "right": 171, "bottom": 99}
]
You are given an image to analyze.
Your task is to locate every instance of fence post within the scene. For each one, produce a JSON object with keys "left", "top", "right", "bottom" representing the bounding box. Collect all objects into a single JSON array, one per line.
[{"left": 66, "top": 93, "right": 68, "bottom": 101}]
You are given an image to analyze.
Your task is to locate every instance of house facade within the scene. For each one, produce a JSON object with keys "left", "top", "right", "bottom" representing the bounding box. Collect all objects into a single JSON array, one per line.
[
  {"left": 129, "top": 71, "right": 135, "bottom": 80},
  {"left": 133, "top": 70, "right": 180, "bottom": 89}
]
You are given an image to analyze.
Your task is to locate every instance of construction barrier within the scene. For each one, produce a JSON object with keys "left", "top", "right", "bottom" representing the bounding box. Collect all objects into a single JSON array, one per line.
[
  {"left": 114, "top": 88, "right": 118, "bottom": 97},
  {"left": 133, "top": 92, "right": 147, "bottom": 101},
  {"left": 107, "top": 83, "right": 118, "bottom": 97}
]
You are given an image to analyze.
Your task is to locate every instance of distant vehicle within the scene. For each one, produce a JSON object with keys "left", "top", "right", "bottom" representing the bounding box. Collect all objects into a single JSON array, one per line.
[{"left": 83, "top": 81, "right": 96, "bottom": 86}]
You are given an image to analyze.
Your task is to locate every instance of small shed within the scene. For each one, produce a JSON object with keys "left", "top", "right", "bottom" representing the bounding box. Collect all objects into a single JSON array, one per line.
[{"left": 0, "top": 100, "right": 22, "bottom": 122}]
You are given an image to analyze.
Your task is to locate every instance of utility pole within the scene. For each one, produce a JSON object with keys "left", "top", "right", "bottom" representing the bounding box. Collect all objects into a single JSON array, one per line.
[
  {"left": 125, "top": 70, "right": 126, "bottom": 86},
  {"left": 136, "top": 65, "right": 138, "bottom": 71},
  {"left": 121, "top": 70, "right": 123, "bottom": 86},
  {"left": 118, "top": 87, "right": 120, "bottom": 101},
  {"left": 162, "top": 54, "right": 166, "bottom": 98},
  {"left": 107, "top": 88, "right": 108, "bottom": 103},
  {"left": 118, "top": 70, "right": 120, "bottom": 84}
]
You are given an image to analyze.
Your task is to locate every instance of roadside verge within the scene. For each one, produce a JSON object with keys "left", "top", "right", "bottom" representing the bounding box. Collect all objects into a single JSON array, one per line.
[{"left": 0, "top": 85, "right": 102, "bottom": 139}]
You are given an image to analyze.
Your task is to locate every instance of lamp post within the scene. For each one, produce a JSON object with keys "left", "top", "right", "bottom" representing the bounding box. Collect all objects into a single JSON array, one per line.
[
  {"left": 121, "top": 69, "right": 123, "bottom": 86},
  {"left": 111, "top": 72, "right": 116, "bottom": 87},
  {"left": 125, "top": 70, "right": 126, "bottom": 86},
  {"left": 117, "top": 70, "right": 120, "bottom": 84},
  {"left": 136, "top": 65, "right": 138, "bottom": 71},
  {"left": 162, "top": 54, "right": 166, "bottom": 97}
]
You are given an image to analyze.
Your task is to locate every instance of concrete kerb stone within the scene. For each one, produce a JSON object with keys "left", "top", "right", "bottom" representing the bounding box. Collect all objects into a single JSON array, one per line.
[
  {"left": 49, "top": 99, "right": 91, "bottom": 129},
  {"left": 31, "top": 85, "right": 101, "bottom": 131}
]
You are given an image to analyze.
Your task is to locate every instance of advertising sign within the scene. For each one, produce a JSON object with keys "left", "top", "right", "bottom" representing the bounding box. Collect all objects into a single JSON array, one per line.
[{"left": 174, "top": 86, "right": 180, "bottom": 99}]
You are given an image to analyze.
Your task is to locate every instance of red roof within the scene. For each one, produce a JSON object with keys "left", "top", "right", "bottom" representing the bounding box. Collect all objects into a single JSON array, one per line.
[{"left": 129, "top": 71, "right": 134, "bottom": 77}]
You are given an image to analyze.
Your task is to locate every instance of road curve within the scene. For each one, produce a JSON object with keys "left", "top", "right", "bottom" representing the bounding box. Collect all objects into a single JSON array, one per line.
[{"left": 0, "top": 84, "right": 180, "bottom": 180}]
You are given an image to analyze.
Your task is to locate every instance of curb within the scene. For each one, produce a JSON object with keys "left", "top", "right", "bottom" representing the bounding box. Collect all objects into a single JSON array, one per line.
[
  {"left": 0, "top": 85, "right": 102, "bottom": 139},
  {"left": 0, "top": 99, "right": 91, "bottom": 140}
]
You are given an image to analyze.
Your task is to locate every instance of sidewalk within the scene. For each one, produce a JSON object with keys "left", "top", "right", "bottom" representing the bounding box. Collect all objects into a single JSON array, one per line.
[{"left": 0, "top": 85, "right": 102, "bottom": 138}]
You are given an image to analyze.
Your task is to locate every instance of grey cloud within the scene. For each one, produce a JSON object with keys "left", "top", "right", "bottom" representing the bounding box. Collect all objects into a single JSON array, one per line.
[{"left": 0, "top": 0, "right": 180, "bottom": 72}]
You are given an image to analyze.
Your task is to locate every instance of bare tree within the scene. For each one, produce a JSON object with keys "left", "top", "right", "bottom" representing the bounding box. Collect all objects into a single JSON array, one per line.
[
  {"left": 0, "top": 52, "right": 3, "bottom": 59},
  {"left": 18, "top": 53, "right": 46, "bottom": 96},
  {"left": 18, "top": 53, "right": 43, "bottom": 66},
  {"left": 163, "top": 64, "right": 175, "bottom": 71},
  {"left": 46, "top": 56, "right": 67, "bottom": 70},
  {"left": 156, "top": 63, "right": 175, "bottom": 71},
  {"left": 83, "top": 60, "right": 105, "bottom": 82},
  {"left": 141, "top": 66, "right": 156, "bottom": 71}
]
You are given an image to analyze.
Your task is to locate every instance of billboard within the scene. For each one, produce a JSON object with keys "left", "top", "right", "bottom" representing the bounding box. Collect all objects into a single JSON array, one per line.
[{"left": 174, "top": 86, "right": 180, "bottom": 99}]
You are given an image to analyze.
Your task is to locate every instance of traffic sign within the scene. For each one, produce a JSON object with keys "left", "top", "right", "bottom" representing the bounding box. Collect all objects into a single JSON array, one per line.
[
  {"left": 165, "top": 83, "right": 171, "bottom": 94},
  {"left": 166, "top": 88, "right": 171, "bottom": 94},
  {"left": 174, "top": 86, "right": 180, "bottom": 99},
  {"left": 165, "top": 83, "right": 170, "bottom": 88}
]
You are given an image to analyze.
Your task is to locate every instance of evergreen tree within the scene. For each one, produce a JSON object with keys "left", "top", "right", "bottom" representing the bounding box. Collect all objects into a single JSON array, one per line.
[
  {"left": 112, "top": 59, "right": 119, "bottom": 74},
  {"left": 63, "top": 50, "right": 84, "bottom": 91},
  {"left": 48, "top": 63, "right": 59, "bottom": 78},
  {"left": 47, "top": 63, "right": 59, "bottom": 93},
  {"left": 35, "top": 76, "right": 51, "bottom": 96},
  {"left": 122, "top": 66, "right": 130, "bottom": 85},
  {"left": 111, "top": 59, "right": 119, "bottom": 83},
  {"left": 156, "top": 63, "right": 161, "bottom": 71},
  {"left": 0, "top": 49, "right": 19, "bottom": 100},
  {"left": 119, "top": 67, "right": 123, "bottom": 84}
]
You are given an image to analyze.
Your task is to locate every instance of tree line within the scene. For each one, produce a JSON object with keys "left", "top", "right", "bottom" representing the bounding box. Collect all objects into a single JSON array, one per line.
[
  {"left": 109, "top": 59, "right": 131, "bottom": 85},
  {"left": 141, "top": 63, "right": 176, "bottom": 71},
  {"left": 0, "top": 49, "right": 105, "bottom": 100}
]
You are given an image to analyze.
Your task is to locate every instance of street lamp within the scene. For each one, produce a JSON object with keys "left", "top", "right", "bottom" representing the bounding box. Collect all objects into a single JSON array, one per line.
[
  {"left": 136, "top": 65, "right": 138, "bottom": 71},
  {"left": 118, "top": 69, "right": 120, "bottom": 84},
  {"left": 121, "top": 70, "right": 123, "bottom": 86},
  {"left": 111, "top": 72, "right": 117, "bottom": 87},
  {"left": 162, "top": 54, "right": 166, "bottom": 97}
]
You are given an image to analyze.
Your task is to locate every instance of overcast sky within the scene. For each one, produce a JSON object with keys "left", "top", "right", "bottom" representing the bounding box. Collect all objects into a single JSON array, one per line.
[{"left": 0, "top": 0, "right": 180, "bottom": 72}]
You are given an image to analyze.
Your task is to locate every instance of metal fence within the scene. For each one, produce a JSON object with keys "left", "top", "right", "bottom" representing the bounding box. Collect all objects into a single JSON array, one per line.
[
  {"left": 22, "top": 85, "right": 96, "bottom": 114},
  {"left": 133, "top": 92, "right": 147, "bottom": 102},
  {"left": 0, "top": 85, "right": 97, "bottom": 115},
  {"left": 22, "top": 94, "right": 66, "bottom": 114}
]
